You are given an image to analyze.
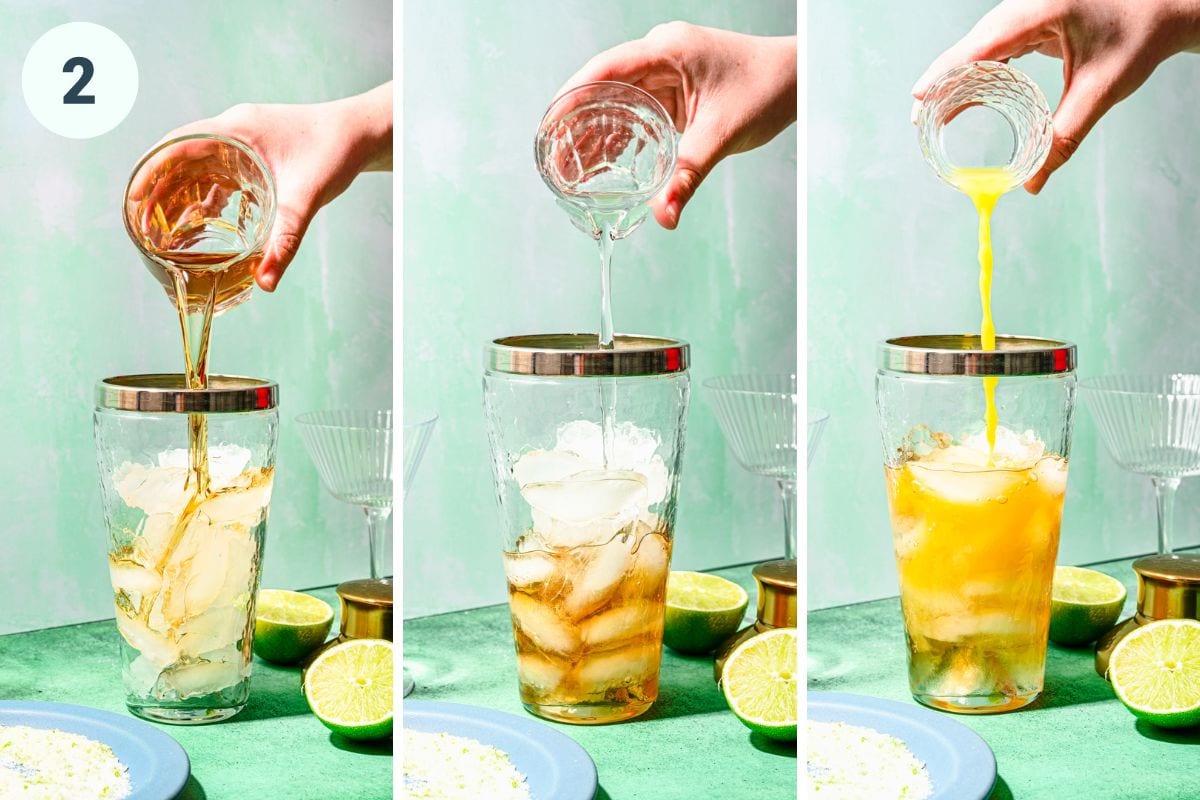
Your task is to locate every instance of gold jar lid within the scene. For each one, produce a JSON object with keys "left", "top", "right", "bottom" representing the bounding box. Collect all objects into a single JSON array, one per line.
[
  {"left": 753, "top": 559, "right": 796, "bottom": 629},
  {"left": 336, "top": 579, "right": 393, "bottom": 641},
  {"left": 1133, "top": 554, "right": 1200, "bottom": 623}
]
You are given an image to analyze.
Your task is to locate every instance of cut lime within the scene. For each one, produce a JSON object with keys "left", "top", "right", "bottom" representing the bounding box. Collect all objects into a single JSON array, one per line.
[
  {"left": 664, "top": 571, "right": 750, "bottom": 654},
  {"left": 1109, "top": 619, "right": 1200, "bottom": 729},
  {"left": 304, "top": 638, "right": 394, "bottom": 740},
  {"left": 254, "top": 589, "right": 334, "bottom": 665},
  {"left": 721, "top": 627, "right": 796, "bottom": 741},
  {"left": 1049, "top": 566, "right": 1127, "bottom": 647}
]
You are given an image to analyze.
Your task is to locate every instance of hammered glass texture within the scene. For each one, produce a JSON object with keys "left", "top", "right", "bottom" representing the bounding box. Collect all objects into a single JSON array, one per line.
[
  {"left": 403, "top": 414, "right": 438, "bottom": 499},
  {"left": 705, "top": 375, "right": 798, "bottom": 480},
  {"left": 1081, "top": 375, "right": 1200, "bottom": 478},
  {"left": 295, "top": 410, "right": 393, "bottom": 508},
  {"left": 918, "top": 60, "right": 1052, "bottom": 192},
  {"left": 808, "top": 409, "right": 830, "bottom": 467}
]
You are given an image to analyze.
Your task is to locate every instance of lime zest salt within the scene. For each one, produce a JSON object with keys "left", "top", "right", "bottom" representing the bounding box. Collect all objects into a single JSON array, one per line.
[
  {"left": 0, "top": 725, "right": 131, "bottom": 799},
  {"left": 403, "top": 729, "right": 532, "bottom": 800},
  {"left": 806, "top": 720, "right": 933, "bottom": 799}
]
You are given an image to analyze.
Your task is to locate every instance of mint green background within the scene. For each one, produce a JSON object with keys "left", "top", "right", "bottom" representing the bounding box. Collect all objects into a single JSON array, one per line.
[
  {"left": 809, "top": 1, "right": 1200, "bottom": 609},
  {"left": 403, "top": 1, "right": 797, "bottom": 617},
  {"left": 0, "top": 1, "right": 391, "bottom": 635}
]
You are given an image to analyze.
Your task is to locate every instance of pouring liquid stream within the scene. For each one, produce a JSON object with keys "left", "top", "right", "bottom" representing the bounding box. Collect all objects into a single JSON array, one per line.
[
  {"left": 142, "top": 247, "right": 262, "bottom": 572},
  {"left": 577, "top": 202, "right": 641, "bottom": 469},
  {"left": 950, "top": 167, "right": 1011, "bottom": 463}
]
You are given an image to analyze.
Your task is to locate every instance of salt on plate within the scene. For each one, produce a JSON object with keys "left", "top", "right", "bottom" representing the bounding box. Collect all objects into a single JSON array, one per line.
[{"left": 806, "top": 719, "right": 933, "bottom": 800}]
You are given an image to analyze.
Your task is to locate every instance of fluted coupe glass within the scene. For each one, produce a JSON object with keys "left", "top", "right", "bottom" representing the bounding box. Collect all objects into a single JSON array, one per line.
[
  {"left": 296, "top": 410, "right": 393, "bottom": 581},
  {"left": 705, "top": 375, "right": 798, "bottom": 559},
  {"left": 1081, "top": 375, "right": 1200, "bottom": 555}
]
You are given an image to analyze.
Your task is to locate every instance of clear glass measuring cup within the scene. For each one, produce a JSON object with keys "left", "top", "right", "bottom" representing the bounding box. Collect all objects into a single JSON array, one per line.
[
  {"left": 916, "top": 61, "right": 1053, "bottom": 193},
  {"left": 535, "top": 81, "right": 677, "bottom": 239}
]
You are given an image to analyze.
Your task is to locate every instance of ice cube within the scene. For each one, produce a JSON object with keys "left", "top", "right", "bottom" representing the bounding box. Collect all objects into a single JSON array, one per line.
[
  {"left": 115, "top": 463, "right": 191, "bottom": 515},
  {"left": 509, "top": 592, "right": 580, "bottom": 656},
  {"left": 1033, "top": 456, "right": 1068, "bottom": 496},
  {"left": 199, "top": 480, "right": 272, "bottom": 528},
  {"left": 575, "top": 643, "right": 659, "bottom": 690},
  {"left": 522, "top": 469, "right": 647, "bottom": 526},
  {"left": 955, "top": 427, "right": 1046, "bottom": 469},
  {"left": 157, "top": 445, "right": 253, "bottom": 490},
  {"left": 554, "top": 420, "right": 669, "bottom": 505},
  {"left": 504, "top": 550, "right": 566, "bottom": 599},
  {"left": 176, "top": 605, "right": 246, "bottom": 657},
  {"left": 554, "top": 420, "right": 605, "bottom": 465},
  {"left": 890, "top": 516, "right": 926, "bottom": 561},
  {"left": 135, "top": 512, "right": 182, "bottom": 567},
  {"left": 609, "top": 421, "right": 660, "bottom": 469},
  {"left": 109, "top": 560, "right": 162, "bottom": 598},
  {"left": 628, "top": 531, "right": 670, "bottom": 594},
  {"left": 517, "top": 653, "right": 569, "bottom": 695},
  {"left": 159, "top": 515, "right": 258, "bottom": 627},
  {"left": 581, "top": 605, "right": 645, "bottom": 651},
  {"left": 127, "top": 655, "right": 166, "bottom": 697},
  {"left": 159, "top": 650, "right": 242, "bottom": 699},
  {"left": 115, "top": 613, "right": 180, "bottom": 669},
  {"left": 909, "top": 463, "right": 1025, "bottom": 506},
  {"left": 563, "top": 534, "right": 638, "bottom": 621},
  {"left": 513, "top": 449, "right": 593, "bottom": 488}
]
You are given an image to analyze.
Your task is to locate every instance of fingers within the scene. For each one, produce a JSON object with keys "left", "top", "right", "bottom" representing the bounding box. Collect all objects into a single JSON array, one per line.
[
  {"left": 913, "top": 0, "right": 1053, "bottom": 98},
  {"left": 556, "top": 38, "right": 661, "bottom": 100},
  {"left": 651, "top": 117, "right": 726, "bottom": 230},
  {"left": 255, "top": 196, "right": 316, "bottom": 292},
  {"left": 1024, "top": 69, "right": 1113, "bottom": 194}
]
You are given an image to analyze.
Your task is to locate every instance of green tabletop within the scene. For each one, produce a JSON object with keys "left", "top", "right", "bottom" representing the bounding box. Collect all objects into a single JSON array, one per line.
[
  {"left": 0, "top": 586, "right": 392, "bottom": 800},
  {"left": 404, "top": 562, "right": 797, "bottom": 800},
  {"left": 807, "top": 551, "right": 1200, "bottom": 800}
]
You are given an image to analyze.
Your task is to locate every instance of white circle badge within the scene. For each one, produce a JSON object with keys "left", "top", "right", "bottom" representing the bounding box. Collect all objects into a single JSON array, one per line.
[{"left": 22, "top": 22, "right": 138, "bottom": 139}]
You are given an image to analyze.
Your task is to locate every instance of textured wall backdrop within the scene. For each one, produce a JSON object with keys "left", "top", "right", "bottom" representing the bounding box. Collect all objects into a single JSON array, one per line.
[
  {"left": 403, "top": 0, "right": 797, "bottom": 618},
  {"left": 809, "top": 0, "right": 1200, "bottom": 610},
  {"left": 0, "top": 0, "right": 391, "bottom": 635}
]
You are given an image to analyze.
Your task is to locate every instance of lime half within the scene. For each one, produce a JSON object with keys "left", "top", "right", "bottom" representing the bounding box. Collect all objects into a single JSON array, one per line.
[
  {"left": 1109, "top": 618, "right": 1200, "bottom": 729},
  {"left": 304, "top": 638, "right": 394, "bottom": 740},
  {"left": 254, "top": 589, "right": 334, "bottom": 665},
  {"left": 721, "top": 627, "right": 797, "bottom": 741},
  {"left": 1049, "top": 566, "right": 1127, "bottom": 647},
  {"left": 664, "top": 571, "right": 750, "bottom": 654}
]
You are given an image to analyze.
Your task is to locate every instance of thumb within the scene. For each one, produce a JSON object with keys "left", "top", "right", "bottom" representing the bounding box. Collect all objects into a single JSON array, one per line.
[
  {"left": 1024, "top": 69, "right": 1112, "bottom": 195},
  {"left": 652, "top": 118, "right": 726, "bottom": 230},
  {"left": 256, "top": 199, "right": 315, "bottom": 292}
]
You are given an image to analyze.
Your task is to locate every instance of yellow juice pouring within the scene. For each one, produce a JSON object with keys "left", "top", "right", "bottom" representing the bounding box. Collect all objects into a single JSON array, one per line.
[{"left": 949, "top": 166, "right": 1012, "bottom": 458}]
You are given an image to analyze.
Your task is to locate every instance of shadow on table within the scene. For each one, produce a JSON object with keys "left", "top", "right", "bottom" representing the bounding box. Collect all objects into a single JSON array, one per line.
[
  {"left": 750, "top": 732, "right": 795, "bottom": 758},
  {"left": 1135, "top": 720, "right": 1200, "bottom": 745},
  {"left": 330, "top": 732, "right": 394, "bottom": 755},
  {"left": 175, "top": 775, "right": 206, "bottom": 800},
  {"left": 1031, "top": 647, "right": 1117, "bottom": 711},
  {"left": 593, "top": 785, "right": 612, "bottom": 800},
  {"left": 632, "top": 673, "right": 730, "bottom": 723},
  {"left": 221, "top": 667, "right": 312, "bottom": 723},
  {"left": 989, "top": 775, "right": 1013, "bottom": 800}
]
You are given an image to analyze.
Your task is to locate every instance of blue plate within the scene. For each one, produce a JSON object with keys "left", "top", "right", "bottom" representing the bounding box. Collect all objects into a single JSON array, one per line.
[
  {"left": 808, "top": 692, "right": 996, "bottom": 800},
  {"left": 404, "top": 701, "right": 597, "bottom": 800},
  {"left": 0, "top": 701, "right": 190, "bottom": 800}
]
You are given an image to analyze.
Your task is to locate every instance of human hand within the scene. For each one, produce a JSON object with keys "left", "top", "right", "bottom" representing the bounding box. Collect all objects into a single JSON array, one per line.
[
  {"left": 913, "top": 0, "right": 1200, "bottom": 194},
  {"left": 559, "top": 22, "right": 796, "bottom": 229},
  {"left": 143, "top": 82, "right": 392, "bottom": 291}
]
